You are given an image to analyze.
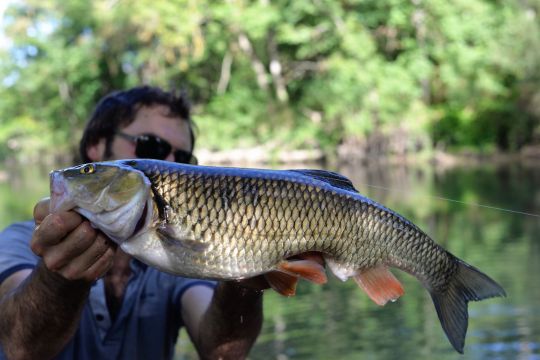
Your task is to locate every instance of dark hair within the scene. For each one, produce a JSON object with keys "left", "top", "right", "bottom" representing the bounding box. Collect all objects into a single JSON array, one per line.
[{"left": 79, "top": 86, "right": 195, "bottom": 163}]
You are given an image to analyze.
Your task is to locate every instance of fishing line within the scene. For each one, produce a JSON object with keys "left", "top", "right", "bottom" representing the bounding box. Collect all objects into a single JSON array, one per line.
[{"left": 359, "top": 183, "right": 540, "bottom": 218}]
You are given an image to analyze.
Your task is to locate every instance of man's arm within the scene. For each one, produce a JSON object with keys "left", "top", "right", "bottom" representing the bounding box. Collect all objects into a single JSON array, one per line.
[
  {"left": 0, "top": 200, "right": 115, "bottom": 360},
  {"left": 182, "top": 282, "right": 263, "bottom": 360},
  {"left": 181, "top": 253, "right": 326, "bottom": 359},
  {"left": 0, "top": 263, "right": 93, "bottom": 359}
]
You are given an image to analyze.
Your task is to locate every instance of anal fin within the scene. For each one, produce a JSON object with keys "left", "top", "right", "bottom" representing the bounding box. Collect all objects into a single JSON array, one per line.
[{"left": 354, "top": 266, "right": 404, "bottom": 306}]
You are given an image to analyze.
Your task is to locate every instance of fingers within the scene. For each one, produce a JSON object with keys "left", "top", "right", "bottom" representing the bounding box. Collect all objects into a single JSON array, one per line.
[
  {"left": 30, "top": 208, "right": 117, "bottom": 283},
  {"left": 58, "top": 235, "right": 116, "bottom": 282},
  {"left": 40, "top": 221, "right": 101, "bottom": 271},
  {"left": 31, "top": 211, "right": 85, "bottom": 254},
  {"left": 33, "top": 197, "right": 51, "bottom": 225},
  {"left": 82, "top": 246, "right": 116, "bottom": 281},
  {"left": 289, "top": 251, "right": 325, "bottom": 266},
  {"left": 235, "top": 275, "right": 271, "bottom": 291},
  {"left": 237, "top": 252, "right": 327, "bottom": 292}
]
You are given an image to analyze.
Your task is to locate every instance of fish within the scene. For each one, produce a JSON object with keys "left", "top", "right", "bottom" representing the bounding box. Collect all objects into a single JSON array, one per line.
[{"left": 49, "top": 159, "right": 506, "bottom": 353}]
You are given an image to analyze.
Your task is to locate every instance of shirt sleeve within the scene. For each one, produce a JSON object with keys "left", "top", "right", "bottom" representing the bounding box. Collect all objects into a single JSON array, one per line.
[
  {"left": 173, "top": 279, "right": 217, "bottom": 306},
  {"left": 0, "top": 220, "right": 39, "bottom": 285},
  {"left": 169, "top": 275, "right": 217, "bottom": 313}
]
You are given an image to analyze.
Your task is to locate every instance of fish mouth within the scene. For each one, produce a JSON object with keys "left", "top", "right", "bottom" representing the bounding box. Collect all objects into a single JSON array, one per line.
[{"left": 49, "top": 171, "right": 76, "bottom": 213}]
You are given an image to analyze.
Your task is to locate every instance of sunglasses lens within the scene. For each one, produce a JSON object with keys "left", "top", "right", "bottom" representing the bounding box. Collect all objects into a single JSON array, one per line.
[
  {"left": 134, "top": 135, "right": 171, "bottom": 160},
  {"left": 174, "top": 149, "right": 198, "bottom": 164},
  {"left": 125, "top": 132, "right": 195, "bottom": 163}
]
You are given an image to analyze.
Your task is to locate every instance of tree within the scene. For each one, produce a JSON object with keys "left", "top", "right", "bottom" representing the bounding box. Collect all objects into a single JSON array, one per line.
[{"left": 0, "top": 0, "right": 538, "bottom": 162}]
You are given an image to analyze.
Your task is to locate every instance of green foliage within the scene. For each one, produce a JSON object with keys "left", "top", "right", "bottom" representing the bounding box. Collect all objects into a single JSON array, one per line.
[{"left": 0, "top": 0, "right": 538, "bottom": 161}]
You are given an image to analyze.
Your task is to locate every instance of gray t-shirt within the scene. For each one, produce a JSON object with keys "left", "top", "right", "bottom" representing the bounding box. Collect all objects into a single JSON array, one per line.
[{"left": 0, "top": 221, "right": 215, "bottom": 359}]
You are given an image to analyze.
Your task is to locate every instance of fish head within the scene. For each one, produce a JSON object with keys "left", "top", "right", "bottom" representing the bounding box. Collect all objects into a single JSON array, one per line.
[{"left": 49, "top": 161, "right": 152, "bottom": 244}]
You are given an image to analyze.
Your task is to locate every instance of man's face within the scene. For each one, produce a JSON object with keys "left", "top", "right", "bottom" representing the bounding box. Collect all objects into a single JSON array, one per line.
[{"left": 89, "top": 104, "right": 192, "bottom": 162}]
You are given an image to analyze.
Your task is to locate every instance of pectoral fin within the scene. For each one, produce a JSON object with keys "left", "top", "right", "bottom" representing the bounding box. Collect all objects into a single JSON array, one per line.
[
  {"left": 156, "top": 224, "right": 208, "bottom": 252},
  {"left": 354, "top": 266, "right": 404, "bottom": 306}
]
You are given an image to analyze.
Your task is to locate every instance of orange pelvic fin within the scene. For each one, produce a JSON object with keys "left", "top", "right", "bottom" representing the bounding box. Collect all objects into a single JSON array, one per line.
[
  {"left": 265, "top": 271, "right": 298, "bottom": 296},
  {"left": 354, "top": 266, "right": 405, "bottom": 306},
  {"left": 278, "top": 259, "right": 328, "bottom": 285}
]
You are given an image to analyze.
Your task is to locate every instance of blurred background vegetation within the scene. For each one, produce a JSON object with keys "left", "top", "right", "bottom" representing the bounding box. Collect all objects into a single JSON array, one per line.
[
  {"left": 1, "top": 3, "right": 539, "bottom": 358},
  {"left": 0, "top": 0, "right": 539, "bottom": 164}
]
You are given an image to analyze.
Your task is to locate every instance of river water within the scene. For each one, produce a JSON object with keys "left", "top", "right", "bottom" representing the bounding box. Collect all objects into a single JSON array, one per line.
[{"left": 1, "top": 160, "right": 538, "bottom": 359}]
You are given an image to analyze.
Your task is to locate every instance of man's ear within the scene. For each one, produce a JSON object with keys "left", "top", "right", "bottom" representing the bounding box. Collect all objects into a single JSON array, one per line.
[{"left": 86, "top": 139, "right": 106, "bottom": 162}]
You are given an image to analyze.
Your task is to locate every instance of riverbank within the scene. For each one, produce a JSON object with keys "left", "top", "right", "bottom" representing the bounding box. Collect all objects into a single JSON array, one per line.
[
  {"left": 1, "top": 144, "right": 540, "bottom": 182},
  {"left": 196, "top": 144, "right": 540, "bottom": 168}
]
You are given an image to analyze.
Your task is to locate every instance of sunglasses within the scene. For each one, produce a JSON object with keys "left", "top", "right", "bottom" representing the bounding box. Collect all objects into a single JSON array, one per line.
[{"left": 116, "top": 131, "right": 198, "bottom": 164}]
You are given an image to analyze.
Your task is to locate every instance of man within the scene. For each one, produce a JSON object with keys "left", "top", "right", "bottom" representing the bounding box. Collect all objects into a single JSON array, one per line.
[{"left": 0, "top": 86, "right": 266, "bottom": 359}]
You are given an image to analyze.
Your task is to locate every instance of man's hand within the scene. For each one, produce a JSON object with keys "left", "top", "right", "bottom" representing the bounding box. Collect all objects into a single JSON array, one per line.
[
  {"left": 0, "top": 198, "right": 117, "bottom": 359},
  {"left": 31, "top": 198, "right": 116, "bottom": 282}
]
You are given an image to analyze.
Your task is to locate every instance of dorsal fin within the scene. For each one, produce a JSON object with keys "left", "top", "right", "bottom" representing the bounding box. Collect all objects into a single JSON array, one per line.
[{"left": 288, "top": 169, "right": 358, "bottom": 193}]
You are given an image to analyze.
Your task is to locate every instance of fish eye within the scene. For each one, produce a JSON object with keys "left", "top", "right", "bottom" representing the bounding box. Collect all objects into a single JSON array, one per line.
[{"left": 80, "top": 164, "right": 96, "bottom": 175}]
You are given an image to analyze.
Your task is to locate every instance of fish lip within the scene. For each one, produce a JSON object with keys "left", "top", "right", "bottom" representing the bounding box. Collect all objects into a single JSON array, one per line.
[{"left": 49, "top": 171, "right": 76, "bottom": 213}]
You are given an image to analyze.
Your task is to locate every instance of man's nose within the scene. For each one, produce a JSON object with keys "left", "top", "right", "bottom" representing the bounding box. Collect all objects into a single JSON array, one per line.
[{"left": 164, "top": 153, "right": 175, "bottom": 162}]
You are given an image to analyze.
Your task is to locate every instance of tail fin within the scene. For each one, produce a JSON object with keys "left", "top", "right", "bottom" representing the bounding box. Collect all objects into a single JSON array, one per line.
[{"left": 430, "top": 260, "right": 506, "bottom": 353}]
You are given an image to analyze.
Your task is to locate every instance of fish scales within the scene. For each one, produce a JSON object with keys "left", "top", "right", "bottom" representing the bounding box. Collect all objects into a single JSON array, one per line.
[
  {"left": 138, "top": 161, "right": 439, "bottom": 282},
  {"left": 49, "top": 159, "right": 505, "bottom": 353}
]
